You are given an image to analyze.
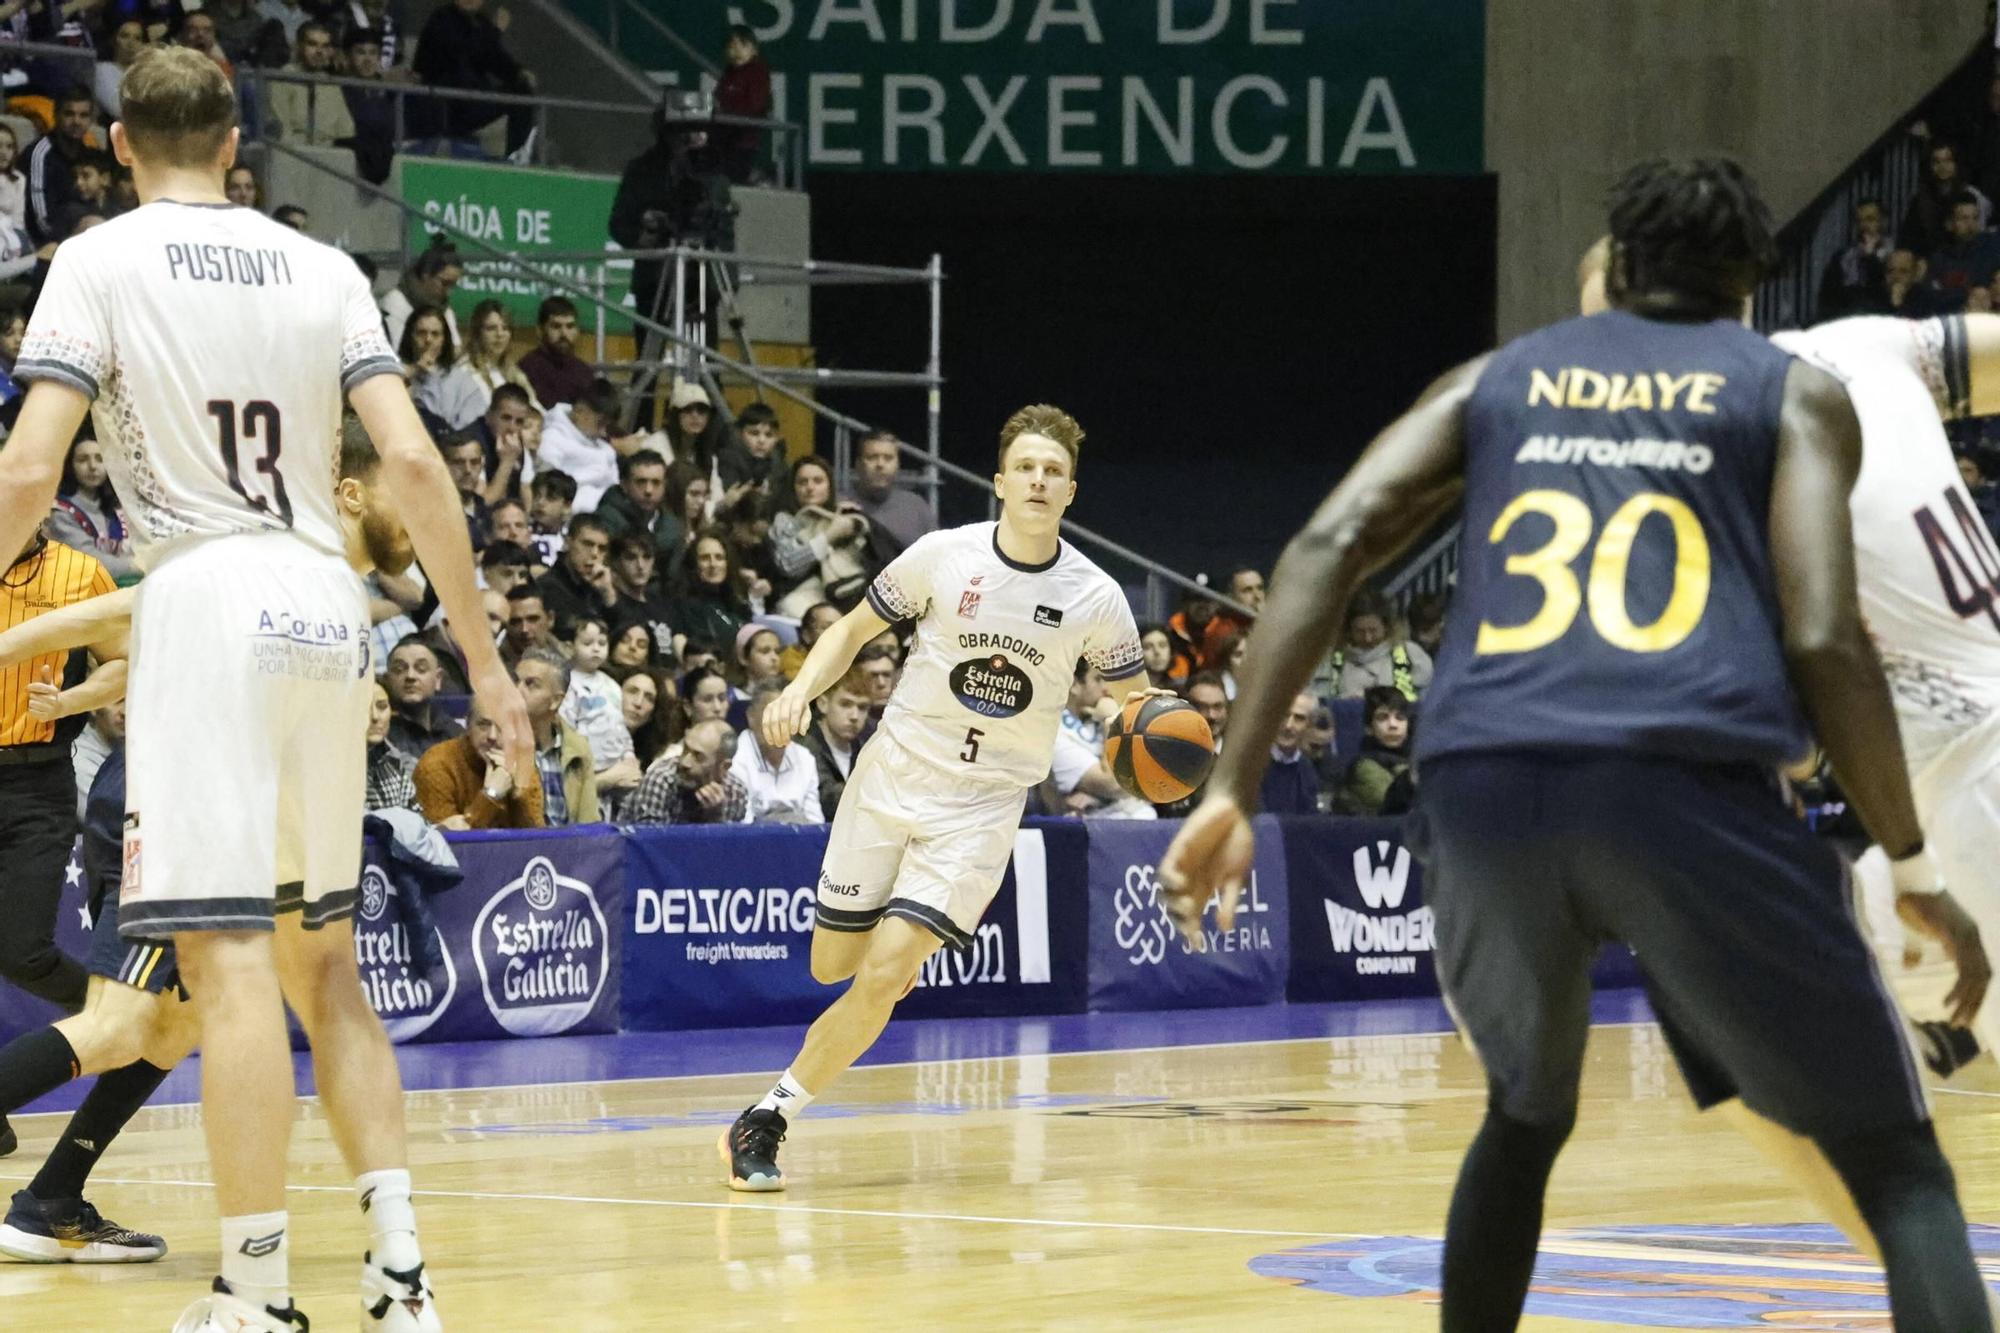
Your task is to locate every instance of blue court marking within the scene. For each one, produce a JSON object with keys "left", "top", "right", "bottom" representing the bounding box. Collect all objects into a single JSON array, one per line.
[
  {"left": 1250, "top": 1222, "right": 2000, "bottom": 1328},
  {"left": 15, "top": 991, "right": 1658, "bottom": 1118}
]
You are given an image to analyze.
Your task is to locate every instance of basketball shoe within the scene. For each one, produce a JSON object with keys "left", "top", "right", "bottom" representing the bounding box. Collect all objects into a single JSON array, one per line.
[
  {"left": 171, "top": 1279, "right": 309, "bottom": 1332},
  {"left": 0, "top": 1189, "right": 166, "bottom": 1261},
  {"left": 0, "top": 1114, "right": 14, "bottom": 1157},
  {"left": 361, "top": 1252, "right": 442, "bottom": 1331},
  {"left": 720, "top": 1106, "right": 787, "bottom": 1192}
]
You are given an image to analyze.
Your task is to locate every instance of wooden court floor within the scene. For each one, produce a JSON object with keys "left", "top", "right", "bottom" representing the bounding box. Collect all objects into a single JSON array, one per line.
[{"left": 5, "top": 1014, "right": 1999, "bottom": 1331}]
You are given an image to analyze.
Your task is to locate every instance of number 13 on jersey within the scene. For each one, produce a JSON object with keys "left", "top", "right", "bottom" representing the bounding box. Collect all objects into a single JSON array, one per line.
[{"left": 1475, "top": 489, "right": 1712, "bottom": 656}]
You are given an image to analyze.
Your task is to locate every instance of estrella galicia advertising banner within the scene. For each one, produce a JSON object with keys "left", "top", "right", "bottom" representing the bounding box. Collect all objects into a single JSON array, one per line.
[
  {"left": 622, "top": 822, "right": 1086, "bottom": 1030},
  {"left": 354, "top": 827, "right": 625, "bottom": 1045},
  {"left": 1087, "top": 815, "right": 1289, "bottom": 1011}
]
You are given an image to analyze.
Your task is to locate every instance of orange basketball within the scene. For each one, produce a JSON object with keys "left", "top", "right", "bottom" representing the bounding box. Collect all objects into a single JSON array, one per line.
[{"left": 1103, "top": 694, "right": 1215, "bottom": 804}]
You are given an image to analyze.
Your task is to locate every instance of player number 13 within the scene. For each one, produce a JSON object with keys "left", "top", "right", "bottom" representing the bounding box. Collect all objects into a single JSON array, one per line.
[{"left": 1475, "top": 489, "right": 1712, "bottom": 656}]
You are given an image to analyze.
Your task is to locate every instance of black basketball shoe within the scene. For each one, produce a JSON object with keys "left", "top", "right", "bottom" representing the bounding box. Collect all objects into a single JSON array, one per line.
[
  {"left": 1915, "top": 1020, "right": 1982, "bottom": 1079},
  {"left": 719, "top": 1106, "right": 788, "bottom": 1192},
  {"left": 0, "top": 1189, "right": 166, "bottom": 1262},
  {"left": 0, "top": 1115, "right": 14, "bottom": 1158}
]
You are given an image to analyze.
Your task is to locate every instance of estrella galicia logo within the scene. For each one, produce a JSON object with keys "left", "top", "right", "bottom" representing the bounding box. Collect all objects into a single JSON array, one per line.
[
  {"left": 352, "top": 864, "right": 456, "bottom": 1042},
  {"left": 1034, "top": 605, "right": 1063, "bottom": 627},
  {"left": 472, "top": 855, "right": 610, "bottom": 1036},
  {"left": 949, "top": 654, "right": 1034, "bottom": 719}
]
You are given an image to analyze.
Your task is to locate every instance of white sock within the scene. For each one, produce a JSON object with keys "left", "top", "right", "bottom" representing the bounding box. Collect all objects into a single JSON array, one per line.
[
  {"left": 357, "top": 1168, "right": 423, "bottom": 1273},
  {"left": 754, "top": 1070, "right": 814, "bottom": 1118},
  {"left": 219, "top": 1210, "right": 289, "bottom": 1313}
]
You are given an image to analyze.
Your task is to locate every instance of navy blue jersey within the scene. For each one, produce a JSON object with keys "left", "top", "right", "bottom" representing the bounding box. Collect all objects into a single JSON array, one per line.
[
  {"left": 1418, "top": 310, "right": 1810, "bottom": 767},
  {"left": 81, "top": 745, "right": 125, "bottom": 917}
]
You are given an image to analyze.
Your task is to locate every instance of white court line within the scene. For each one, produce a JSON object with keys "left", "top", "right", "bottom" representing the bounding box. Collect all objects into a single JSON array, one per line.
[
  {"left": 1935, "top": 1086, "right": 2000, "bottom": 1099},
  {"left": 13, "top": 1017, "right": 1573, "bottom": 1120},
  {"left": 0, "top": 1173, "right": 1373, "bottom": 1242}
]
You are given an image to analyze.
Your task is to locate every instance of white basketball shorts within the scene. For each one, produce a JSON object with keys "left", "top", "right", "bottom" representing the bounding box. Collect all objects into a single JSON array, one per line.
[
  {"left": 814, "top": 729, "right": 1027, "bottom": 948},
  {"left": 119, "top": 533, "right": 372, "bottom": 937}
]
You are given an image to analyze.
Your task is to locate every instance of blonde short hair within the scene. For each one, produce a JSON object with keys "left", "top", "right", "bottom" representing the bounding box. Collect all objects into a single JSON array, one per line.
[
  {"left": 119, "top": 47, "right": 237, "bottom": 168},
  {"left": 998, "top": 404, "right": 1084, "bottom": 473}
]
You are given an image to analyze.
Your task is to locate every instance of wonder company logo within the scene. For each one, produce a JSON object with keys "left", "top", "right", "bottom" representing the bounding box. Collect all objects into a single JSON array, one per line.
[
  {"left": 353, "top": 864, "right": 455, "bottom": 1042},
  {"left": 472, "top": 856, "right": 609, "bottom": 1037}
]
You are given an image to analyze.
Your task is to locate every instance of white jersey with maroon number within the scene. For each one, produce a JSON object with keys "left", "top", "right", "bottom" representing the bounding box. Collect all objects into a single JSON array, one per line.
[
  {"left": 865, "top": 522, "right": 1143, "bottom": 788},
  {"left": 1772, "top": 315, "right": 2000, "bottom": 792},
  {"left": 16, "top": 200, "right": 402, "bottom": 570}
]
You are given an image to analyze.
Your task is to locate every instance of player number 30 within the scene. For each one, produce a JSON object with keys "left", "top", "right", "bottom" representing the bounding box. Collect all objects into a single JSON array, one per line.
[{"left": 1475, "top": 489, "right": 1712, "bottom": 656}]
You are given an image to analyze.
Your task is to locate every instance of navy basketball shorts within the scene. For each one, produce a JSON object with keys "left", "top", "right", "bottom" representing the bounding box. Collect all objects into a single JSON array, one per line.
[
  {"left": 87, "top": 890, "right": 182, "bottom": 999},
  {"left": 1409, "top": 752, "right": 1928, "bottom": 1142}
]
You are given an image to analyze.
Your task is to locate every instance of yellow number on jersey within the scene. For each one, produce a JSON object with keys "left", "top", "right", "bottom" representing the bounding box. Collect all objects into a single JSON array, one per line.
[{"left": 1476, "top": 490, "right": 1711, "bottom": 656}]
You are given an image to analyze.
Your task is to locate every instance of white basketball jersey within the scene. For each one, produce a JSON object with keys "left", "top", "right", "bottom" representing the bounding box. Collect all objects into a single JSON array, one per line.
[
  {"left": 866, "top": 522, "right": 1143, "bottom": 787},
  {"left": 1773, "top": 316, "right": 2000, "bottom": 788},
  {"left": 17, "top": 201, "right": 402, "bottom": 570}
]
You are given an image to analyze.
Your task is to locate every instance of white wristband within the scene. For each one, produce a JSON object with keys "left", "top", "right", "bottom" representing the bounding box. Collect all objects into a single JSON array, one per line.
[{"left": 1890, "top": 845, "right": 1945, "bottom": 897}]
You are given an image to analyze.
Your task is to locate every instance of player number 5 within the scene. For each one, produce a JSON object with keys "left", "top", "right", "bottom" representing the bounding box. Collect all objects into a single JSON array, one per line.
[
  {"left": 1476, "top": 488, "right": 1711, "bottom": 656},
  {"left": 960, "top": 727, "right": 984, "bottom": 763}
]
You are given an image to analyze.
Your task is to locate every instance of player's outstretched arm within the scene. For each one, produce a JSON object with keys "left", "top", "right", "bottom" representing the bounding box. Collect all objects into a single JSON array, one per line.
[
  {"left": 1771, "top": 359, "right": 1989, "bottom": 1022},
  {"left": 0, "top": 584, "right": 134, "bottom": 669},
  {"left": 0, "top": 382, "right": 91, "bottom": 567},
  {"left": 1158, "top": 355, "right": 1479, "bottom": 947},
  {"left": 763, "top": 601, "right": 891, "bottom": 746},
  {"left": 350, "top": 375, "right": 533, "bottom": 774}
]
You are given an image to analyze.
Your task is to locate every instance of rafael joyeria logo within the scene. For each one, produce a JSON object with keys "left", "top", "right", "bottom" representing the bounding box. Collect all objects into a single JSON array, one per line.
[
  {"left": 353, "top": 865, "right": 456, "bottom": 1041},
  {"left": 1113, "top": 861, "right": 1272, "bottom": 965},
  {"left": 472, "top": 856, "right": 610, "bottom": 1036}
]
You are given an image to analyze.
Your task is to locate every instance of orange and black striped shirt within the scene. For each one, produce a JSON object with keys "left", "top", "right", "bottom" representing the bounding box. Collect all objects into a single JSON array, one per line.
[{"left": 1, "top": 538, "right": 115, "bottom": 750}]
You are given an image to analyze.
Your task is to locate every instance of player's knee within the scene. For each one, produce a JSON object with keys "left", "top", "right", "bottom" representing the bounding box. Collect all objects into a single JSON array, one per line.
[
  {"left": 851, "top": 950, "right": 921, "bottom": 1007},
  {"left": 810, "top": 945, "right": 860, "bottom": 985}
]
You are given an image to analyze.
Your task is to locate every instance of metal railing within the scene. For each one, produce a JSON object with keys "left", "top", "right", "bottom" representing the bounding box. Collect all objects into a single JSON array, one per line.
[
  {"left": 596, "top": 0, "right": 714, "bottom": 77},
  {"left": 240, "top": 65, "right": 802, "bottom": 184},
  {"left": 260, "top": 137, "right": 1226, "bottom": 618}
]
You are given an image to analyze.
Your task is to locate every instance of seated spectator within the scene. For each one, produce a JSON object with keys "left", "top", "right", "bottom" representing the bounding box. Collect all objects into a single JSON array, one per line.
[
  {"left": 338, "top": 25, "right": 397, "bottom": 184},
  {"left": 618, "top": 666, "right": 675, "bottom": 770},
  {"left": 413, "top": 0, "right": 536, "bottom": 158},
  {"left": 1185, "top": 669, "right": 1229, "bottom": 750},
  {"left": 0, "top": 125, "right": 24, "bottom": 230},
  {"left": 718, "top": 401, "right": 787, "bottom": 494},
  {"left": 478, "top": 540, "right": 534, "bottom": 596},
  {"left": 177, "top": 9, "right": 240, "bottom": 80},
  {"left": 526, "top": 468, "right": 574, "bottom": 568},
  {"left": 337, "top": 0, "right": 404, "bottom": 72},
  {"left": 679, "top": 664, "right": 732, "bottom": 731},
  {"left": 1959, "top": 448, "right": 2000, "bottom": 545},
  {"left": 663, "top": 459, "right": 709, "bottom": 558},
  {"left": 364, "top": 678, "right": 419, "bottom": 812},
  {"left": 770, "top": 454, "right": 870, "bottom": 615},
  {"left": 383, "top": 633, "right": 464, "bottom": 756},
  {"left": 535, "top": 513, "right": 616, "bottom": 636},
  {"left": 458, "top": 298, "right": 534, "bottom": 414},
  {"left": 1201, "top": 566, "right": 1263, "bottom": 664},
  {"left": 440, "top": 434, "right": 492, "bottom": 548},
  {"left": 560, "top": 615, "right": 642, "bottom": 810},
  {"left": 854, "top": 641, "right": 898, "bottom": 721},
  {"left": 452, "top": 383, "right": 533, "bottom": 507},
  {"left": 627, "top": 717, "right": 746, "bottom": 825},
  {"left": 480, "top": 588, "right": 507, "bottom": 638},
  {"left": 48, "top": 434, "right": 135, "bottom": 581},
  {"left": 1260, "top": 691, "right": 1323, "bottom": 815},
  {"left": 1334, "top": 591, "right": 1431, "bottom": 700},
  {"left": 844, "top": 430, "right": 934, "bottom": 560},
  {"left": 795, "top": 664, "right": 871, "bottom": 816},
  {"left": 728, "top": 622, "right": 784, "bottom": 724},
  {"left": 414, "top": 694, "right": 544, "bottom": 829},
  {"left": 1885, "top": 248, "right": 1942, "bottom": 319},
  {"left": 1058, "top": 660, "right": 1113, "bottom": 749},
  {"left": 1818, "top": 198, "right": 1893, "bottom": 319},
  {"left": 1406, "top": 590, "right": 1449, "bottom": 661},
  {"left": 1337, "top": 687, "right": 1414, "bottom": 816},
  {"left": 664, "top": 378, "right": 731, "bottom": 477},
  {"left": 673, "top": 529, "right": 752, "bottom": 650},
  {"left": 489, "top": 498, "right": 538, "bottom": 567},
  {"left": 1925, "top": 190, "right": 2000, "bottom": 312},
  {"left": 225, "top": 163, "right": 261, "bottom": 209},
  {"left": 729, "top": 686, "right": 823, "bottom": 824},
  {"left": 714, "top": 23, "right": 771, "bottom": 184},
  {"left": 58, "top": 148, "right": 120, "bottom": 236},
  {"left": 381, "top": 241, "right": 463, "bottom": 349},
  {"left": 719, "top": 486, "right": 779, "bottom": 612},
  {"left": 608, "top": 619, "right": 657, "bottom": 672},
  {"left": 93, "top": 20, "right": 148, "bottom": 120},
  {"left": 501, "top": 584, "right": 555, "bottom": 665},
  {"left": 516, "top": 645, "right": 598, "bottom": 826},
  {"left": 595, "top": 448, "right": 675, "bottom": 554},
  {"left": 267, "top": 19, "right": 355, "bottom": 145},
  {"left": 24, "top": 88, "right": 95, "bottom": 247},
  {"left": 1900, "top": 141, "right": 1988, "bottom": 257},
  {"left": 401, "top": 304, "right": 486, "bottom": 430},
  {"left": 1138, "top": 622, "right": 1183, "bottom": 691},
  {"left": 607, "top": 536, "right": 677, "bottom": 662},
  {"left": 1165, "top": 581, "right": 1218, "bottom": 678},
  {"left": 781, "top": 602, "right": 839, "bottom": 679},
  {"left": 1212, "top": 629, "right": 1246, "bottom": 700},
  {"left": 517, "top": 295, "right": 593, "bottom": 409},
  {"left": 272, "top": 204, "right": 309, "bottom": 232},
  {"left": 532, "top": 379, "right": 639, "bottom": 513}
]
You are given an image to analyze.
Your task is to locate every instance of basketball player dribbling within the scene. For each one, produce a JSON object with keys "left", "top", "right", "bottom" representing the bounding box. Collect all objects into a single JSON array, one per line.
[
  {"left": 721, "top": 405, "right": 1155, "bottom": 1192},
  {"left": 1159, "top": 158, "right": 1992, "bottom": 1330},
  {"left": 0, "top": 48, "right": 530, "bottom": 1333}
]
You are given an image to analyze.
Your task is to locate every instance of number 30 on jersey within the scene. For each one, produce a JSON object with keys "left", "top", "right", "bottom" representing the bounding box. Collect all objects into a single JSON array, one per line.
[{"left": 1475, "top": 489, "right": 1712, "bottom": 656}]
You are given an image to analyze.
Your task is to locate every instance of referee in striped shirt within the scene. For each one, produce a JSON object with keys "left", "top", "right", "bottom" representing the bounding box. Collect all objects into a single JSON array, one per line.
[{"left": 0, "top": 528, "right": 113, "bottom": 1034}]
